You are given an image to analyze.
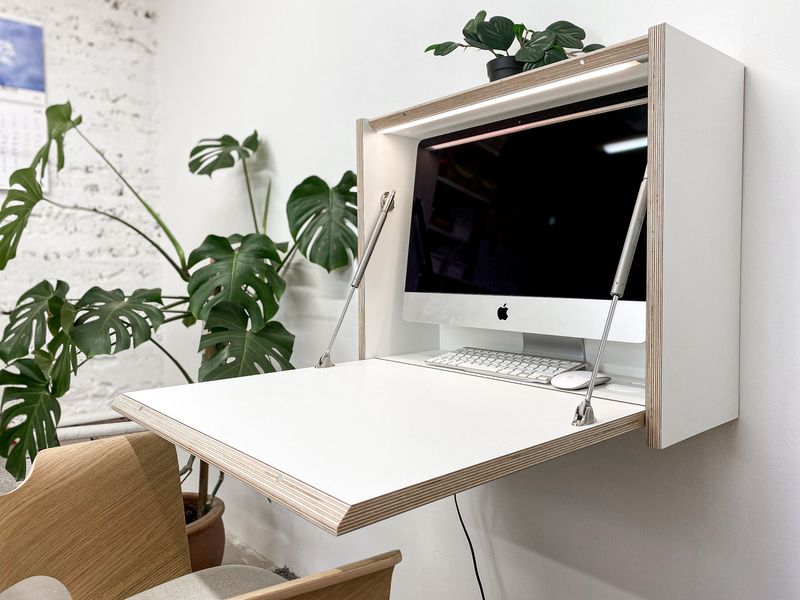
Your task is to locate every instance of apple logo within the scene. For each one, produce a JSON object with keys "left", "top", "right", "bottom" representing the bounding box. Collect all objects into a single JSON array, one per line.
[{"left": 497, "top": 303, "right": 509, "bottom": 320}]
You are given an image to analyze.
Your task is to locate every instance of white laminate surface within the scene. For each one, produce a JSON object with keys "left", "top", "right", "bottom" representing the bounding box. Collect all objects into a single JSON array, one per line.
[{"left": 122, "top": 359, "right": 643, "bottom": 505}]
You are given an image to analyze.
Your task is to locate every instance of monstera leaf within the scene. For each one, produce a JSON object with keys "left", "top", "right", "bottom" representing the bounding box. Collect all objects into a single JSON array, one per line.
[
  {"left": 0, "top": 280, "right": 69, "bottom": 362},
  {"left": 286, "top": 171, "right": 357, "bottom": 272},
  {"left": 0, "top": 359, "right": 61, "bottom": 481},
  {"left": 544, "top": 21, "right": 586, "bottom": 49},
  {"left": 188, "top": 234, "right": 284, "bottom": 331},
  {"left": 70, "top": 287, "right": 164, "bottom": 357},
  {"left": 0, "top": 168, "right": 44, "bottom": 269},
  {"left": 476, "top": 15, "right": 516, "bottom": 51},
  {"left": 198, "top": 303, "right": 293, "bottom": 382},
  {"left": 188, "top": 131, "right": 258, "bottom": 176},
  {"left": 37, "top": 298, "right": 78, "bottom": 398},
  {"left": 199, "top": 302, "right": 294, "bottom": 381},
  {"left": 31, "top": 102, "right": 82, "bottom": 178}
]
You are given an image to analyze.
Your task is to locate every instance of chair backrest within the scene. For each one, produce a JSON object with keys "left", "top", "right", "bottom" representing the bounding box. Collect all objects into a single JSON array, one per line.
[
  {"left": 229, "top": 550, "right": 402, "bottom": 600},
  {"left": 0, "top": 432, "right": 191, "bottom": 599}
]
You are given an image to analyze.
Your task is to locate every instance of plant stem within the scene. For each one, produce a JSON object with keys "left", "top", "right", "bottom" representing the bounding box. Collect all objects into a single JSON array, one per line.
[
  {"left": 150, "top": 338, "right": 194, "bottom": 384},
  {"left": 241, "top": 160, "right": 259, "bottom": 233},
  {"left": 74, "top": 125, "right": 188, "bottom": 271},
  {"left": 44, "top": 198, "right": 189, "bottom": 281},
  {"left": 277, "top": 242, "right": 299, "bottom": 277},
  {"left": 163, "top": 313, "right": 193, "bottom": 324},
  {"left": 162, "top": 298, "right": 189, "bottom": 310},
  {"left": 261, "top": 176, "right": 271, "bottom": 233},
  {"left": 198, "top": 460, "right": 209, "bottom": 515}
]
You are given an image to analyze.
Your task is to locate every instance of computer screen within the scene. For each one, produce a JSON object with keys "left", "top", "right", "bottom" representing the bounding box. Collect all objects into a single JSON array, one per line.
[{"left": 405, "top": 88, "right": 648, "bottom": 304}]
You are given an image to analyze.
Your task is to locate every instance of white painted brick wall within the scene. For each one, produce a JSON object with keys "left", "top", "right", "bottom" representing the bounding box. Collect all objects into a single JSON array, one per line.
[{"left": 0, "top": 0, "right": 164, "bottom": 418}]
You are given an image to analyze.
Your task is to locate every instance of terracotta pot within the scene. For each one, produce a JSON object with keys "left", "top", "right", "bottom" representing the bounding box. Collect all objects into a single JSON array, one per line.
[{"left": 184, "top": 492, "right": 225, "bottom": 572}]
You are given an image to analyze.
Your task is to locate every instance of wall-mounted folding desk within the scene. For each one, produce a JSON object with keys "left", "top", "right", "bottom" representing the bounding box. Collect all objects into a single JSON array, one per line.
[
  {"left": 113, "top": 23, "right": 743, "bottom": 535},
  {"left": 114, "top": 359, "right": 644, "bottom": 535}
]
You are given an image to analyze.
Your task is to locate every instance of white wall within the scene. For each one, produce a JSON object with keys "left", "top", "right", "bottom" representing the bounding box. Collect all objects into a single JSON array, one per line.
[
  {"left": 155, "top": 1, "right": 800, "bottom": 599},
  {"left": 0, "top": 0, "right": 164, "bottom": 417}
]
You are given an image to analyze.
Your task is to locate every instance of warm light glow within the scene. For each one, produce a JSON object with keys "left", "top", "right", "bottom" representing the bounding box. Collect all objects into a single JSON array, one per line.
[
  {"left": 602, "top": 136, "right": 648, "bottom": 154},
  {"left": 376, "top": 61, "right": 642, "bottom": 135},
  {"left": 428, "top": 98, "right": 647, "bottom": 151}
]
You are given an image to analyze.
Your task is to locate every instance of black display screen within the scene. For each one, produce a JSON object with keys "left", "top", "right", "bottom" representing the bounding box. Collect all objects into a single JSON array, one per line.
[{"left": 405, "top": 88, "right": 648, "bottom": 302}]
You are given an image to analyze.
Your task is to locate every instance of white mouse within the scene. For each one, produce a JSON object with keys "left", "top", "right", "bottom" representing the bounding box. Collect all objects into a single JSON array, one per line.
[{"left": 550, "top": 370, "right": 611, "bottom": 390}]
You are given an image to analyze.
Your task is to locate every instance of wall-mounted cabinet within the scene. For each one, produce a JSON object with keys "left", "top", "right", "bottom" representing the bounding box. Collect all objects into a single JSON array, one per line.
[
  {"left": 114, "top": 24, "right": 743, "bottom": 536},
  {"left": 358, "top": 23, "right": 743, "bottom": 450}
]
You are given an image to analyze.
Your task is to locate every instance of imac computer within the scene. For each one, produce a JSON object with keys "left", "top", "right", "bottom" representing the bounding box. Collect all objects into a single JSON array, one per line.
[{"left": 403, "top": 88, "right": 648, "bottom": 344}]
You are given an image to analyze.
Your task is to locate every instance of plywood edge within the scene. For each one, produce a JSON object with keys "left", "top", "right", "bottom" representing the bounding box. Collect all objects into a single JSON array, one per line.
[
  {"left": 646, "top": 23, "right": 665, "bottom": 449},
  {"left": 369, "top": 35, "right": 648, "bottom": 131},
  {"left": 356, "top": 118, "right": 368, "bottom": 360},
  {"left": 230, "top": 551, "right": 402, "bottom": 600},
  {"left": 336, "top": 410, "right": 645, "bottom": 534},
  {"left": 651, "top": 24, "right": 743, "bottom": 448},
  {"left": 111, "top": 395, "right": 350, "bottom": 536}
]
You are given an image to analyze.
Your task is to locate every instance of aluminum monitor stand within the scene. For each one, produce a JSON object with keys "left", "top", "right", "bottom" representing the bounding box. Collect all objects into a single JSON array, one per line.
[
  {"left": 317, "top": 190, "right": 396, "bottom": 369},
  {"left": 573, "top": 166, "right": 648, "bottom": 426}
]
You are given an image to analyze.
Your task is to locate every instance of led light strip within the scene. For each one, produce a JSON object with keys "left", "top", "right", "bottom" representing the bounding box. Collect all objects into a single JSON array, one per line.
[{"left": 376, "top": 60, "right": 644, "bottom": 135}]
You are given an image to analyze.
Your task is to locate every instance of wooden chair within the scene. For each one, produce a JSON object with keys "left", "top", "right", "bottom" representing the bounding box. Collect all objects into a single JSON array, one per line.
[{"left": 0, "top": 433, "right": 401, "bottom": 600}]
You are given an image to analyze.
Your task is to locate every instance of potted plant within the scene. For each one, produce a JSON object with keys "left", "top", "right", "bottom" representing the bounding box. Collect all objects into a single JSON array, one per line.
[
  {"left": 425, "top": 10, "right": 605, "bottom": 81},
  {"left": 0, "top": 102, "right": 358, "bottom": 569}
]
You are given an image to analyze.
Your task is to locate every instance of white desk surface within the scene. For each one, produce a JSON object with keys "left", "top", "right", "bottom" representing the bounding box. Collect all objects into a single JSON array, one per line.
[{"left": 113, "top": 359, "right": 644, "bottom": 535}]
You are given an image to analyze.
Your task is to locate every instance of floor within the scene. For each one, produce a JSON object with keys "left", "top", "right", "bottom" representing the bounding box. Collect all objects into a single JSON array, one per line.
[{"left": 223, "top": 534, "right": 279, "bottom": 570}]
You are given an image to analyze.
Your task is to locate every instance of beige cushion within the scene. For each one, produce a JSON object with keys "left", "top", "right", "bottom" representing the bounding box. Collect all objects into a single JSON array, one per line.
[
  {"left": 0, "top": 576, "right": 72, "bottom": 600},
  {"left": 126, "top": 565, "right": 286, "bottom": 600}
]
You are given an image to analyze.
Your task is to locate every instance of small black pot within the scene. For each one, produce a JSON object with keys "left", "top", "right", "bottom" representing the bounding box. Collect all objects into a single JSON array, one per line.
[{"left": 486, "top": 55, "right": 523, "bottom": 82}]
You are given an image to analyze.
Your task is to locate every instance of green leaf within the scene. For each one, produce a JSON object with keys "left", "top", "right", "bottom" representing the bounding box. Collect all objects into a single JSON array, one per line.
[
  {"left": 187, "top": 234, "right": 284, "bottom": 331},
  {"left": 242, "top": 131, "right": 259, "bottom": 152},
  {"left": 35, "top": 331, "right": 78, "bottom": 398},
  {"left": 462, "top": 10, "right": 489, "bottom": 49},
  {"left": 477, "top": 16, "right": 515, "bottom": 52},
  {"left": 0, "top": 167, "right": 44, "bottom": 269},
  {"left": 0, "top": 280, "right": 68, "bottom": 362},
  {"left": 188, "top": 132, "right": 258, "bottom": 177},
  {"left": 70, "top": 287, "right": 164, "bottom": 357},
  {"left": 515, "top": 30, "right": 556, "bottom": 63},
  {"left": 286, "top": 171, "right": 357, "bottom": 272},
  {"left": 431, "top": 41, "right": 460, "bottom": 56},
  {"left": 583, "top": 43, "right": 605, "bottom": 52},
  {"left": 523, "top": 46, "right": 569, "bottom": 70},
  {"left": 46, "top": 299, "right": 78, "bottom": 397},
  {"left": 544, "top": 21, "right": 586, "bottom": 49},
  {"left": 541, "top": 46, "right": 569, "bottom": 65},
  {"left": 513, "top": 23, "right": 527, "bottom": 45},
  {"left": 0, "top": 359, "right": 60, "bottom": 481},
  {"left": 198, "top": 303, "right": 294, "bottom": 382},
  {"left": 30, "top": 102, "right": 82, "bottom": 178}
]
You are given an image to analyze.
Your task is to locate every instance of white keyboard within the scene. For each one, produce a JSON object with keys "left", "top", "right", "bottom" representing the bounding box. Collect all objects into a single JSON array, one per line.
[{"left": 425, "top": 347, "right": 587, "bottom": 384}]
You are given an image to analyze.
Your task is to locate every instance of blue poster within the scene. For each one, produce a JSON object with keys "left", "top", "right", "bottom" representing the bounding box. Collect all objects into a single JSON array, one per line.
[{"left": 0, "top": 18, "right": 45, "bottom": 92}]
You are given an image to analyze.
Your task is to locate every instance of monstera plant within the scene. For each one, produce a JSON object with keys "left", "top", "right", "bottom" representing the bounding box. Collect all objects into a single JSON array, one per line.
[{"left": 0, "top": 102, "right": 358, "bottom": 515}]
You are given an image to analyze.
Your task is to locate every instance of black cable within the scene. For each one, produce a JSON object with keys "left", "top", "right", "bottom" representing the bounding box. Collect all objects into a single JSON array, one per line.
[{"left": 454, "top": 494, "right": 486, "bottom": 600}]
